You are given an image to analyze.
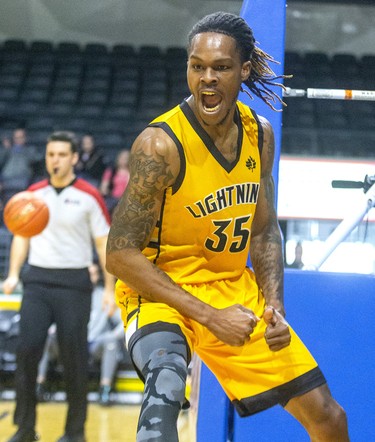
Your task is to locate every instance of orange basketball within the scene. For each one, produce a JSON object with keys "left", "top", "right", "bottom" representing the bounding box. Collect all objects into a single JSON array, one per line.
[{"left": 3, "top": 191, "right": 49, "bottom": 237}]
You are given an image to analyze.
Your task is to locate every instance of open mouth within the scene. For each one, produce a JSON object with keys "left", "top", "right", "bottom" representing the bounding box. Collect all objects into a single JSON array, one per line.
[{"left": 201, "top": 91, "right": 222, "bottom": 113}]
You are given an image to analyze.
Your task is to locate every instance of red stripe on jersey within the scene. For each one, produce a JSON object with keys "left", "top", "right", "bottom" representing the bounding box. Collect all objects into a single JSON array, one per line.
[
  {"left": 73, "top": 178, "right": 111, "bottom": 224},
  {"left": 28, "top": 179, "right": 49, "bottom": 191}
]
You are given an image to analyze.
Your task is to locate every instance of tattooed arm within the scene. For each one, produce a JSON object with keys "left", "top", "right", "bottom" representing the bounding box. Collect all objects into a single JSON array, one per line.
[
  {"left": 250, "top": 117, "right": 291, "bottom": 351},
  {"left": 106, "top": 127, "right": 181, "bottom": 291},
  {"left": 106, "top": 127, "right": 259, "bottom": 347}
]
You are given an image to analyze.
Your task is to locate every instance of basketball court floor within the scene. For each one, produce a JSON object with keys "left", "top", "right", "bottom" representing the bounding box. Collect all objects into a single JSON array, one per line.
[{"left": 0, "top": 401, "right": 191, "bottom": 442}]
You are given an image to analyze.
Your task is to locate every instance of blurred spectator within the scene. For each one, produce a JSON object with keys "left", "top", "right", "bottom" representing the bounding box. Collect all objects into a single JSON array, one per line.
[
  {"left": 2, "top": 134, "right": 12, "bottom": 149},
  {"left": 287, "top": 241, "right": 304, "bottom": 269},
  {"left": 88, "top": 296, "right": 127, "bottom": 406},
  {"left": 100, "top": 149, "right": 130, "bottom": 214},
  {"left": 0, "top": 128, "right": 42, "bottom": 204},
  {"left": 75, "top": 134, "right": 106, "bottom": 187}
]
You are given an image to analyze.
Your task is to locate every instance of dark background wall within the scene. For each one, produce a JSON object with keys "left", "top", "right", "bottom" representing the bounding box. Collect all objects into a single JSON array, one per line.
[{"left": 0, "top": 1, "right": 374, "bottom": 55}]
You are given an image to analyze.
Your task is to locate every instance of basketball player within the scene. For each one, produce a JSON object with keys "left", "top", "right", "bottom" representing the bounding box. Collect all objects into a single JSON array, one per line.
[
  {"left": 3, "top": 131, "right": 116, "bottom": 442},
  {"left": 106, "top": 12, "right": 349, "bottom": 442}
]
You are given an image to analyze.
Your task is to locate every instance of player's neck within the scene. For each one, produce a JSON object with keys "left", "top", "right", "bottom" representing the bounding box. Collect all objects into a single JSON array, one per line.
[
  {"left": 187, "top": 96, "right": 237, "bottom": 141},
  {"left": 50, "top": 173, "right": 76, "bottom": 189}
]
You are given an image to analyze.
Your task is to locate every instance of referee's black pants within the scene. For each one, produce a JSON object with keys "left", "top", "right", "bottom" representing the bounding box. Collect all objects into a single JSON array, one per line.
[{"left": 14, "top": 266, "right": 92, "bottom": 436}]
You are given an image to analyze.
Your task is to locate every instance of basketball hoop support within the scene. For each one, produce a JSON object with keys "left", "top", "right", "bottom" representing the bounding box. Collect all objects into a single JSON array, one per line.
[{"left": 308, "top": 181, "right": 375, "bottom": 270}]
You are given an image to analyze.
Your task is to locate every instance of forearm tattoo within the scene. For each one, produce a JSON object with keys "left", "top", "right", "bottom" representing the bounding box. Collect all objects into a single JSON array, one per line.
[{"left": 251, "top": 120, "right": 284, "bottom": 306}]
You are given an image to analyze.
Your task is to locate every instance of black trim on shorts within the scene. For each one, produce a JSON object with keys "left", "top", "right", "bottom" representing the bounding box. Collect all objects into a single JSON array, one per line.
[
  {"left": 232, "top": 366, "right": 326, "bottom": 417},
  {"left": 126, "top": 308, "right": 139, "bottom": 323},
  {"left": 127, "top": 321, "right": 192, "bottom": 382}
]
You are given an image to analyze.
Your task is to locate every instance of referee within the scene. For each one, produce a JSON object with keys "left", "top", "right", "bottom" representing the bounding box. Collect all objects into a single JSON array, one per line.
[{"left": 3, "top": 131, "right": 116, "bottom": 442}]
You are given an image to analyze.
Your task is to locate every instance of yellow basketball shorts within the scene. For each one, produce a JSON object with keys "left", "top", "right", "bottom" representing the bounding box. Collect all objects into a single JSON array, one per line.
[{"left": 117, "top": 268, "right": 326, "bottom": 416}]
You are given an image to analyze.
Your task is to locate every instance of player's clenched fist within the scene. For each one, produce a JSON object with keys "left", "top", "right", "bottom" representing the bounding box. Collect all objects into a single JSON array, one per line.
[
  {"left": 263, "top": 306, "right": 291, "bottom": 351},
  {"left": 205, "top": 304, "right": 260, "bottom": 347}
]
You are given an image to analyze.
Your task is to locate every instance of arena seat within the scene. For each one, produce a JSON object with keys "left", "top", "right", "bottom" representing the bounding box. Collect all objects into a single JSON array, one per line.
[
  {"left": 53, "top": 76, "right": 81, "bottom": 91},
  {"left": 360, "top": 54, "right": 375, "bottom": 84},
  {"left": 94, "top": 117, "right": 131, "bottom": 133},
  {"left": 139, "top": 45, "right": 163, "bottom": 59},
  {"left": 19, "top": 88, "right": 49, "bottom": 104},
  {"left": 29, "top": 40, "right": 55, "bottom": 63},
  {"left": 56, "top": 41, "right": 81, "bottom": 52},
  {"left": 0, "top": 60, "right": 27, "bottom": 76},
  {"left": 284, "top": 71, "right": 308, "bottom": 89},
  {"left": 79, "top": 90, "right": 108, "bottom": 106},
  {"left": 82, "top": 78, "right": 111, "bottom": 92},
  {"left": 84, "top": 42, "right": 108, "bottom": 55},
  {"left": 23, "top": 75, "right": 52, "bottom": 90},
  {"left": 313, "top": 99, "right": 345, "bottom": 115},
  {"left": 26, "top": 116, "right": 56, "bottom": 131},
  {"left": 85, "top": 64, "right": 112, "bottom": 80},
  {"left": 331, "top": 53, "right": 360, "bottom": 76},
  {"left": 165, "top": 46, "right": 187, "bottom": 70},
  {"left": 1, "top": 39, "right": 28, "bottom": 62},
  {"left": 41, "top": 103, "right": 74, "bottom": 117},
  {"left": 0, "top": 309, "right": 20, "bottom": 372},
  {"left": 282, "top": 110, "right": 316, "bottom": 129},
  {"left": 49, "top": 89, "right": 78, "bottom": 105},
  {"left": 55, "top": 42, "right": 83, "bottom": 64},
  {"left": 0, "top": 227, "right": 12, "bottom": 278},
  {"left": 0, "top": 38, "right": 373, "bottom": 160},
  {"left": 281, "top": 128, "right": 318, "bottom": 156},
  {"left": 306, "top": 73, "right": 337, "bottom": 89},
  {"left": 28, "top": 62, "right": 55, "bottom": 77},
  {"left": 109, "top": 90, "right": 138, "bottom": 108},
  {"left": 0, "top": 74, "right": 24, "bottom": 90},
  {"left": 0, "top": 87, "right": 19, "bottom": 102},
  {"left": 284, "top": 51, "right": 304, "bottom": 74},
  {"left": 317, "top": 114, "right": 349, "bottom": 130},
  {"left": 11, "top": 101, "right": 43, "bottom": 119},
  {"left": 317, "top": 130, "right": 360, "bottom": 157},
  {"left": 73, "top": 104, "right": 103, "bottom": 119},
  {"left": 165, "top": 46, "right": 187, "bottom": 60},
  {"left": 102, "top": 105, "right": 134, "bottom": 121},
  {"left": 56, "top": 63, "right": 84, "bottom": 77},
  {"left": 344, "top": 100, "right": 375, "bottom": 117},
  {"left": 112, "top": 78, "right": 139, "bottom": 93},
  {"left": 26, "top": 129, "right": 51, "bottom": 146},
  {"left": 113, "top": 65, "right": 140, "bottom": 81},
  {"left": 303, "top": 51, "right": 332, "bottom": 75},
  {"left": 111, "top": 44, "right": 137, "bottom": 57},
  {"left": 30, "top": 40, "right": 54, "bottom": 53},
  {"left": 61, "top": 117, "right": 93, "bottom": 133},
  {"left": 346, "top": 113, "right": 375, "bottom": 131}
]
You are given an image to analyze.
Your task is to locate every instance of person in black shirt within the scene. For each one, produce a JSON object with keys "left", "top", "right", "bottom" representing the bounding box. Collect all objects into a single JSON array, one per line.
[{"left": 75, "top": 134, "right": 106, "bottom": 188}]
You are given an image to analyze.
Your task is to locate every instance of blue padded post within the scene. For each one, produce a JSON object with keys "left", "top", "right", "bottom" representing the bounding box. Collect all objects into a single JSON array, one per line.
[{"left": 240, "top": 0, "right": 287, "bottom": 200}]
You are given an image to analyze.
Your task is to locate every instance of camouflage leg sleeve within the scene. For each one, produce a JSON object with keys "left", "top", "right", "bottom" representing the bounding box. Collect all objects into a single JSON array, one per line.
[{"left": 132, "top": 331, "right": 189, "bottom": 442}]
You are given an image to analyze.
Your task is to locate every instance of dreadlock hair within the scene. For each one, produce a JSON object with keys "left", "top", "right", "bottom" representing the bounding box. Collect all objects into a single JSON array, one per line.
[{"left": 187, "top": 11, "right": 289, "bottom": 111}]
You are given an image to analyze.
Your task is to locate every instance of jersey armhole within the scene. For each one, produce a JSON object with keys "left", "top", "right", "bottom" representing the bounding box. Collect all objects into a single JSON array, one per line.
[
  {"left": 250, "top": 109, "right": 264, "bottom": 158},
  {"left": 148, "top": 122, "right": 186, "bottom": 194}
]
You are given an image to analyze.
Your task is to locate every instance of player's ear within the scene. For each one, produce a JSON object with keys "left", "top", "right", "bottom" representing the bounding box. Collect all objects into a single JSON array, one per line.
[{"left": 241, "top": 61, "right": 251, "bottom": 82}]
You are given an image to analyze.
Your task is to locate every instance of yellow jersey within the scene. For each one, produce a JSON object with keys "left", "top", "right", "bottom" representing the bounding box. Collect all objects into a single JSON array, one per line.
[
  {"left": 117, "top": 99, "right": 263, "bottom": 297},
  {"left": 115, "top": 101, "right": 324, "bottom": 412}
]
